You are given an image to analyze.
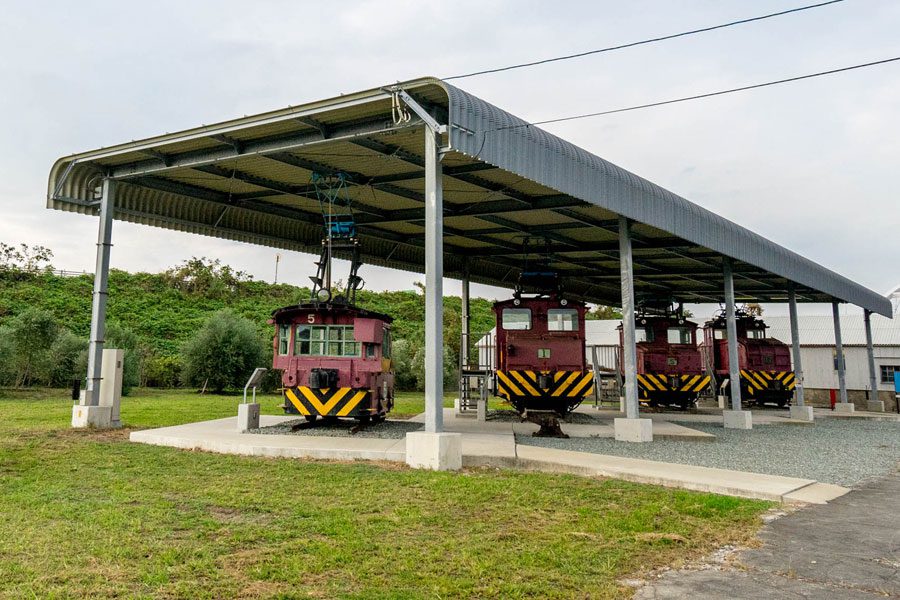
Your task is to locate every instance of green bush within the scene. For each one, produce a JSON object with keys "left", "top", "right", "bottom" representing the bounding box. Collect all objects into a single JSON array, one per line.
[
  {"left": 144, "top": 354, "right": 182, "bottom": 388},
  {"left": 180, "top": 309, "right": 266, "bottom": 392},
  {"left": 46, "top": 329, "right": 87, "bottom": 388}
]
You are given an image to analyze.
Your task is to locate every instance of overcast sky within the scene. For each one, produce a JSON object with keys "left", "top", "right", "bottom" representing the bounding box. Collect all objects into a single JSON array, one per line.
[{"left": 1, "top": 0, "right": 897, "bottom": 318}]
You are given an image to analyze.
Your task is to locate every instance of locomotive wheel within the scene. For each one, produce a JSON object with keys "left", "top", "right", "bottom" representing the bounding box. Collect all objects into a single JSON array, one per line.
[{"left": 304, "top": 415, "right": 318, "bottom": 423}]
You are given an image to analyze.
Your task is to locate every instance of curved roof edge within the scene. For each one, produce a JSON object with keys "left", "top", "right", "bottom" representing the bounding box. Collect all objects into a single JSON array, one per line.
[{"left": 431, "top": 78, "right": 890, "bottom": 317}]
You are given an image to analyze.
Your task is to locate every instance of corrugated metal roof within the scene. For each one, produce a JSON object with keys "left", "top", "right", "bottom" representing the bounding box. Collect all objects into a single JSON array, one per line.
[
  {"left": 46, "top": 77, "right": 891, "bottom": 316},
  {"left": 764, "top": 315, "right": 900, "bottom": 346}
]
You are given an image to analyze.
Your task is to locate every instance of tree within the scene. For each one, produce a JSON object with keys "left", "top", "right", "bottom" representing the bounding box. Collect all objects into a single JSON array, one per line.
[
  {"left": 180, "top": 309, "right": 266, "bottom": 392},
  {"left": 0, "top": 243, "right": 54, "bottom": 276},
  {"left": 6, "top": 308, "right": 57, "bottom": 386},
  {"left": 411, "top": 344, "right": 456, "bottom": 392},
  {"left": 163, "top": 257, "right": 252, "bottom": 298},
  {"left": 744, "top": 303, "right": 764, "bottom": 316},
  {"left": 45, "top": 329, "right": 87, "bottom": 388},
  {"left": 391, "top": 339, "right": 418, "bottom": 391},
  {"left": 586, "top": 305, "right": 623, "bottom": 320}
]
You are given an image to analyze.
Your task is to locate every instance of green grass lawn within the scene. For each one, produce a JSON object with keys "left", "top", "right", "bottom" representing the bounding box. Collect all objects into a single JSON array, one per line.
[{"left": 0, "top": 388, "right": 771, "bottom": 599}]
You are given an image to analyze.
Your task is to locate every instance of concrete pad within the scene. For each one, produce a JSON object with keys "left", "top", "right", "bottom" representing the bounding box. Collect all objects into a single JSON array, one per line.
[
  {"left": 130, "top": 416, "right": 407, "bottom": 462},
  {"left": 71, "top": 404, "right": 112, "bottom": 428},
  {"left": 614, "top": 418, "right": 653, "bottom": 442},
  {"left": 717, "top": 395, "right": 726, "bottom": 409},
  {"left": 461, "top": 433, "right": 517, "bottom": 468},
  {"left": 866, "top": 400, "right": 885, "bottom": 412},
  {"left": 476, "top": 399, "right": 487, "bottom": 422},
  {"left": 236, "top": 403, "right": 260, "bottom": 432},
  {"left": 405, "top": 431, "right": 462, "bottom": 471},
  {"left": 833, "top": 402, "right": 856, "bottom": 414},
  {"left": 514, "top": 445, "right": 831, "bottom": 502},
  {"left": 782, "top": 482, "right": 851, "bottom": 505},
  {"left": 788, "top": 405, "right": 814, "bottom": 422},
  {"left": 723, "top": 409, "right": 752, "bottom": 430}
]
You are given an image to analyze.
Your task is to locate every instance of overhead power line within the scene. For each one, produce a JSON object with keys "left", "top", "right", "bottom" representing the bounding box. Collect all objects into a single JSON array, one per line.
[
  {"left": 492, "top": 56, "right": 900, "bottom": 131},
  {"left": 444, "top": 0, "right": 846, "bottom": 81}
]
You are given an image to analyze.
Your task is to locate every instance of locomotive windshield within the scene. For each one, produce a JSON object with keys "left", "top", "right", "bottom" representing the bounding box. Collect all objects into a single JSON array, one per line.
[
  {"left": 502, "top": 308, "right": 531, "bottom": 330},
  {"left": 547, "top": 308, "right": 578, "bottom": 331},
  {"left": 667, "top": 327, "right": 693, "bottom": 345},
  {"left": 747, "top": 329, "right": 766, "bottom": 339},
  {"left": 294, "top": 324, "right": 360, "bottom": 357}
]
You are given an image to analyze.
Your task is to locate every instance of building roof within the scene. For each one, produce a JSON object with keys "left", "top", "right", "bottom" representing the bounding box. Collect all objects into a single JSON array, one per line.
[{"left": 46, "top": 77, "right": 892, "bottom": 316}]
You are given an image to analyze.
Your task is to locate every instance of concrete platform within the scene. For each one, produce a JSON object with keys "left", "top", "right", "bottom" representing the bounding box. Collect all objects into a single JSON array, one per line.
[{"left": 130, "top": 413, "right": 849, "bottom": 504}]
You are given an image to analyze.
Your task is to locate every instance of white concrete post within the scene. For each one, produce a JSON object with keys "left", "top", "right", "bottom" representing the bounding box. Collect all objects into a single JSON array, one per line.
[
  {"left": 614, "top": 217, "right": 652, "bottom": 442},
  {"left": 723, "top": 258, "right": 751, "bottom": 429},
  {"left": 830, "top": 301, "right": 855, "bottom": 413},
  {"left": 863, "top": 310, "right": 882, "bottom": 411}
]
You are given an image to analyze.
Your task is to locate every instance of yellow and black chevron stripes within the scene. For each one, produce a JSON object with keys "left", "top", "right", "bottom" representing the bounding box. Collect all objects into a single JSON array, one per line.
[
  {"left": 636, "top": 373, "right": 711, "bottom": 394},
  {"left": 496, "top": 370, "right": 594, "bottom": 399},
  {"left": 284, "top": 386, "right": 369, "bottom": 417},
  {"left": 739, "top": 370, "right": 796, "bottom": 391}
]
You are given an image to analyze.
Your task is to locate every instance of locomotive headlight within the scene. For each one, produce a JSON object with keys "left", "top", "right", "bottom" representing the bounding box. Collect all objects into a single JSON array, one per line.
[
  {"left": 316, "top": 288, "right": 331, "bottom": 302},
  {"left": 513, "top": 298, "right": 521, "bottom": 306},
  {"left": 560, "top": 298, "right": 568, "bottom": 306}
]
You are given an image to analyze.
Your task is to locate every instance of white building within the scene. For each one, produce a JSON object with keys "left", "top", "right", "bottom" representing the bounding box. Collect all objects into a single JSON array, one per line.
[{"left": 764, "top": 313, "right": 899, "bottom": 410}]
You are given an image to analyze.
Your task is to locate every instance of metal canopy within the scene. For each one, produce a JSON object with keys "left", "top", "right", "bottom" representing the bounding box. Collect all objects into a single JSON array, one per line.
[{"left": 47, "top": 77, "right": 891, "bottom": 317}]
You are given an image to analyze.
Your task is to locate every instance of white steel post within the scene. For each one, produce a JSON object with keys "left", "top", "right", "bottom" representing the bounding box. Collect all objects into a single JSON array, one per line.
[
  {"left": 788, "top": 286, "right": 804, "bottom": 406},
  {"left": 833, "top": 302, "right": 849, "bottom": 406},
  {"left": 461, "top": 271, "right": 470, "bottom": 369},
  {"left": 864, "top": 309, "right": 879, "bottom": 407},
  {"left": 614, "top": 217, "right": 651, "bottom": 441},
  {"left": 723, "top": 259, "right": 742, "bottom": 411},
  {"left": 424, "top": 127, "right": 444, "bottom": 434},
  {"left": 619, "top": 217, "right": 638, "bottom": 420},
  {"left": 84, "top": 178, "right": 116, "bottom": 406}
]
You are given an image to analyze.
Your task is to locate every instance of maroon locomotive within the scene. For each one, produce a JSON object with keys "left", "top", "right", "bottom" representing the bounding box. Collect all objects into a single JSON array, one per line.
[
  {"left": 270, "top": 300, "right": 394, "bottom": 424},
  {"left": 618, "top": 309, "right": 710, "bottom": 410},
  {"left": 700, "top": 309, "right": 795, "bottom": 407},
  {"left": 493, "top": 294, "right": 594, "bottom": 419}
]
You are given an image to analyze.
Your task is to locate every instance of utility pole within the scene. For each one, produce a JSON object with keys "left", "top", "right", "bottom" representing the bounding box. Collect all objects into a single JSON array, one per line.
[{"left": 274, "top": 253, "right": 281, "bottom": 284}]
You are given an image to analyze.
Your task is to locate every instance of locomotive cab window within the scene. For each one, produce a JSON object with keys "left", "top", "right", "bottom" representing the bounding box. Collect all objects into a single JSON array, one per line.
[
  {"left": 714, "top": 329, "right": 727, "bottom": 340},
  {"left": 278, "top": 324, "right": 291, "bottom": 356},
  {"left": 635, "top": 327, "right": 654, "bottom": 343},
  {"left": 502, "top": 308, "right": 531, "bottom": 330},
  {"left": 667, "top": 327, "right": 693, "bottom": 345},
  {"left": 295, "top": 325, "right": 359, "bottom": 357},
  {"left": 382, "top": 329, "right": 392, "bottom": 359},
  {"left": 747, "top": 329, "right": 766, "bottom": 339},
  {"left": 547, "top": 308, "right": 578, "bottom": 331}
]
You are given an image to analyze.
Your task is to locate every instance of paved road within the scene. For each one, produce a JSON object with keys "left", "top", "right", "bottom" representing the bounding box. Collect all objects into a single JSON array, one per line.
[{"left": 635, "top": 471, "right": 900, "bottom": 599}]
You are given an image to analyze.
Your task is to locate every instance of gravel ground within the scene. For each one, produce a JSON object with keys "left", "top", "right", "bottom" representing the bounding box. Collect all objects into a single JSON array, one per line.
[
  {"left": 518, "top": 419, "right": 900, "bottom": 487},
  {"left": 249, "top": 419, "right": 422, "bottom": 439}
]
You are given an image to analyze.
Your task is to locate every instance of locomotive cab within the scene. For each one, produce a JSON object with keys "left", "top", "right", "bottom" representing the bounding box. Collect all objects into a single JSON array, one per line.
[
  {"left": 270, "top": 300, "right": 394, "bottom": 423},
  {"left": 700, "top": 310, "right": 795, "bottom": 408},
  {"left": 493, "top": 296, "right": 594, "bottom": 417},
  {"left": 619, "top": 313, "right": 709, "bottom": 410}
]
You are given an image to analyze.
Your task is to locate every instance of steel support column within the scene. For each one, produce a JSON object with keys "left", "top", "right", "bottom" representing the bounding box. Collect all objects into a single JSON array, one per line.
[
  {"left": 461, "top": 270, "right": 470, "bottom": 369},
  {"left": 84, "top": 178, "right": 115, "bottom": 406},
  {"left": 864, "top": 309, "right": 877, "bottom": 399},
  {"left": 788, "top": 285, "right": 805, "bottom": 406},
  {"left": 424, "top": 127, "right": 443, "bottom": 433},
  {"left": 619, "top": 217, "right": 639, "bottom": 419},
  {"left": 833, "top": 302, "right": 849, "bottom": 404},
  {"left": 723, "top": 258, "right": 742, "bottom": 410}
]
